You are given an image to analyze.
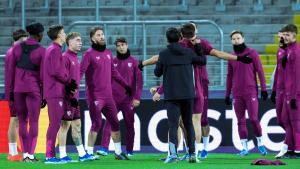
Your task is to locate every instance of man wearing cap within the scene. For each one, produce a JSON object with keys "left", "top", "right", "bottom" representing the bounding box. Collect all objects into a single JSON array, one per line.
[
  {"left": 43, "top": 24, "right": 77, "bottom": 164},
  {"left": 97, "top": 37, "right": 143, "bottom": 157},
  {"left": 4, "top": 29, "right": 28, "bottom": 162},
  {"left": 7, "top": 22, "right": 45, "bottom": 162},
  {"left": 225, "top": 30, "right": 268, "bottom": 156}
]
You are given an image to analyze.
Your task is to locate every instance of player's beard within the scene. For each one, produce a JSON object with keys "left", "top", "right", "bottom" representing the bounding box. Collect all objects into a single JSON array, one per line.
[
  {"left": 91, "top": 41, "right": 106, "bottom": 52},
  {"left": 233, "top": 43, "right": 247, "bottom": 53},
  {"left": 116, "top": 49, "right": 130, "bottom": 60}
]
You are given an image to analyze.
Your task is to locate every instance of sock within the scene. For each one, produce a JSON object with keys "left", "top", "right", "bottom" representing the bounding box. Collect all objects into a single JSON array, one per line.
[
  {"left": 241, "top": 139, "right": 248, "bottom": 151},
  {"left": 114, "top": 142, "right": 122, "bottom": 155},
  {"left": 202, "top": 136, "right": 209, "bottom": 151},
  {"left": 256, "top": 136, "right": 263, "bottom": 147},
  {"left": 295, "top": 150, "right": 300, "bottom": 153},
  {"left": 169, "top": 142, "right": 177, "bottom": 156},
  {"left": 59, "top": 146, "right": 67, "bottom": 158},
  {"left": 86, "top": 146, "right": 94, "bottom": 155},
  {"left": 28, "top": 154, "right": 34, "bottom": 159},
  {"left": 23, "top": 152, "right": 28, "bottom": 159},
  {"left": 195, "top": 142, "right": 201, "bottom": 156},
  {"left": 281, "top": 144, "right": 288, "bottom": 152},
  {"left": 9, "top": 143, "right": 18, "bottom": 156},
  {"left": 76, "top": 144, "right": 86, "bottom": 157}
]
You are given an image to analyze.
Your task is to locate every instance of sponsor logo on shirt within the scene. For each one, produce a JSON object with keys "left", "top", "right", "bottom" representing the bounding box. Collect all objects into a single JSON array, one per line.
[
  {"left": 94, "top": 101, "right": 99, "bottom": 106},
  {"left": 59, "top": 101, "right": 63, "bottom": 107},
  {"left": 107, "top": 54, "right": 111, "bottom": 59},
  {"left": 72, "top": 61, "right": 75, "bottom": 65},
  {"left": 114, "top": 63, "right": 118, "bottom": 67},
  {"left": 128, "top": 63, "right": 132, "bottom": 68},
  {"left": 96, "top": 56, "right": 100, "bottom": 60},
  {"left": 67, "top": 111, "right": 71, "bottom": 116},
  {"left": 252, "top": 98, "right": 256, "bottom": 101}
]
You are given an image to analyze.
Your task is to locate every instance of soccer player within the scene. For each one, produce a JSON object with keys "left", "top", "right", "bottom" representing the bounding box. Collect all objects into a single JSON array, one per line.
[
  {"left": 43, "top": 25, "right": 77, "bottom": 164},
  {"left": 97, "top": 37, "right": 143, "bottom": 157},
  {"left": 280, "top": 24, "right": 300, "bottom": 158},
  {"left": 80, "top": 27, "right": 131, "bottom": 160},
  {"left": 154, "top": 27, "right": 207, "bottom": 163},
  {"left": 4, "top": 29, "right": 28, "bottom": 162},
  {"left": 7, "top": 23, "right": 45, "bottom": 162},
  {"left": 57, "top": 32, "right": 94, "bottom": 162},
  {"left": 225, "top": 30, "right": 268, "bottom": 156},
  {"left": 271, "top": 29, "right": 290, "bottom": 158}
]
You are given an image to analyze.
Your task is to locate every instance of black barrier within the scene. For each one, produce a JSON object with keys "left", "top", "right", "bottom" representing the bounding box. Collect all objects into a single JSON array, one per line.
[{"left": 64, "top": 99, "right": 284, "bottom": 152}]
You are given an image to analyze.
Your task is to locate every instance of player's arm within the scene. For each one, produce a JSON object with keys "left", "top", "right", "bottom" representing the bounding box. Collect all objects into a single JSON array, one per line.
[
  {"left": 154, "top": 55, "right": 163, "bottom": 77},
  {"left": 138, "top": 55, "right": 159, "bottom": 71},
  {"left": 225, "top": 61, "right": 233, "bottom": 105},
  {"left": 210, "top": 49, "right": 252, "bottom": 63}
]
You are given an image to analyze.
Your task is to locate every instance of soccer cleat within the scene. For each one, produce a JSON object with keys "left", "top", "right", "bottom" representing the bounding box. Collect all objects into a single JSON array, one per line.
[
  {"left": 189, "top": 153, "right": 200, "bottom": 163},
  {"left": 237, "top": 149, "right": 249, "bottom": 156},
  {"left": 115, "top": 152, "right": 130, "bottom": 160},
  {"left": 180, "top": 153, "right": 190, "bottom": 161},
  {"left": 127, "top": 151, "right": 134, "bottom": 157},
  {"left": 293, "top": 152, "right": 300, "bottom": 159},
  {"left": 23, "top": 157, "right": 33, "bottom": 163},
  {"left": 7, "top": 154, "right": 22, "bottom": 162},
  {"left": 88, "top": 154, "right": 100, "bottom": 160},
  {"left": 258, "top": 146, "right": 268, "bottom": 156},
  {"left": 275, "top": 149, "right": 288, "bottom": 159},
  {"left": 44, "top": 157, "right": 67, "bottom": 164},
  {"left": 96, "top": 147, "right": 108, "bottom": 156},
  {"left": 159, "top": 157, "right": 167, "bottom": 161},
  {"left": 60, "top": 156, "right": 77, "bottom": 163},
  {"left": 79, "top": 153, "right": 95, "bottom": 162},
  {"left": 29, "top": 157, "right": 39, "bottom": 163},
  {"left": 164, "top": 155, "right": 178, "bottom": 164},
  {"left": 200, "top": 150, "right": 208, "bottom": 159}
]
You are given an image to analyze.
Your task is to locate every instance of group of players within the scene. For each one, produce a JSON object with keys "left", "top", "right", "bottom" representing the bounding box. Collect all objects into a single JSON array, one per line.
[{"left": 3, "top": 20, "right": 300, "bottom": 164}]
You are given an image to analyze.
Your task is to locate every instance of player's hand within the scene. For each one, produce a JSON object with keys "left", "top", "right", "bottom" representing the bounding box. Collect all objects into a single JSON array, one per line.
[
  {"left": 152, "top": 93, "right": 161, "bottom": 102},
  {"left": 225, "top": 96, "right": 231, "bottom": 106},
  {"left": 132, "top": 99, "right": 140, "bottom": 107},
  {"left": 261, "top": 91, "right": 268, "bottom": 101},
  {"left": 290, "top": 99, "right": 297, "bottom": 110},
  {"left": 41, "top": 99, "right": 47, "bottom": 108},
  {"left": 281, "top": 55, "right": 287, "bottom": 68},
  {"left": 237, "top": 55, "right": 252, "bottom": 64},
  {"left": 270, "top": 91, "right": 276, "bottom": 104},
  {"left": 150, "top": 87, "right": 157, "bottom": 95},
  {"left": 138, "top": 60, "right": 144, "bottom": 71}
]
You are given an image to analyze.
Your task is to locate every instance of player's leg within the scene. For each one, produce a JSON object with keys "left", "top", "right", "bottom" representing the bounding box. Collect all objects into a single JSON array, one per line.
[
  {"left": 233, "top": 96, "right": 248, "bottom": 156},
  {"left": 201, "top": 82, "right": 210, "bottom": 158},
  {"left": 246, "top": 95, "right": 267, "bottom": 155},
  {"left": 97, "top": 120, "right": 111, "bottom": 156},
  {"left": 121, "top": 102, "right": 135, "bottom": 156},
  {"left": 7, "top": 101, "right": 22, "bottom": 161}
]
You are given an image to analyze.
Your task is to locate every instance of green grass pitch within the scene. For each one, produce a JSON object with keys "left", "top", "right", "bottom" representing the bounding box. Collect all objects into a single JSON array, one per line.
[{"left": 0, "top": 153, "right": 298, "bottom": 169}]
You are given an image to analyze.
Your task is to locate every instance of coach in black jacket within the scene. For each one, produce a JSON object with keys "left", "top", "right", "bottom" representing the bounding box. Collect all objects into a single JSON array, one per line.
[{"left": 154, "top": 27, "right": 206, "bottom": 163}]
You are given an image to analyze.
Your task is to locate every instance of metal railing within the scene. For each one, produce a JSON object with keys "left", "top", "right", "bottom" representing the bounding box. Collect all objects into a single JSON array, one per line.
[{"left": 67, "top": 20, "right": 224, "bottom": 86}]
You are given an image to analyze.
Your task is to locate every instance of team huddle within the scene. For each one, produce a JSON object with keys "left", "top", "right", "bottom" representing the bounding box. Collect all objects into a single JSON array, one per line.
[{"left": 3, "top": 21, "right": 300, "bottom": 164}]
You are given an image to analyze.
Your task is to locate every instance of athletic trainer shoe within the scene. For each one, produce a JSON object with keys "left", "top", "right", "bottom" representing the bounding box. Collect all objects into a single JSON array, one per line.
[
  {"left": 180, "top": 153, "right": 190, "bottom": 161},
  {"left": 115, "top": 152, "right": 130, "bottom": 160},
  {"left": 23, "top": 157, "right": 32, "bottom": 163},
  {"left": 275, "top": 149, "right": 287, "bottom": 159},
  {"left": 237, "top": 149, "right": 249, "bottom": 156},
  {"left": 79, "top": 153, "right": 94, "bottom": 162},
  {"left": 60, "top": 156, "right": 77, "bottom": 163},
  {"left": 164, "top": 155, "right": 178, "bottom": 164},
  {"left": 44, "top": 157, "right": 67, "bottom": 164},
  {"left": 96, "top": 147, "right": 108, "bottom": 156},
  {"left": 258, "top": 146, "right": 268, "bottom": 156},
  {"left": 127, "top": 151, "right": 134, "bottom": 157},
  {"left": 200, "top": 150, "right": 208, "bottom": 159},
  {"left": 7, "top": 154, "right": 22, "bottom": 162},
  {"left": 189, "top": 153, "right": 200, "bottom": 163}
]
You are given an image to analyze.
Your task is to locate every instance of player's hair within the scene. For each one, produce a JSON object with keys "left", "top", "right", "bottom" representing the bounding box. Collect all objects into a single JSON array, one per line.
[
  {"left": 47, "top": 24, "right": 64, "bottom": 40},
  {"left": 12, "top": 29, "right": 28, "bottom": 41},
  {"left": 166, "top": 27, "right": 180, "bottom": 43},
  {"left": 114, "top": 37, "right": 127, "bottom": 46},
  {"left": 89, "top": 26, "right": 104, "bottom": 39},
  {"left": 66, "top": 32, "right": 81, "bottom": 46},
  {"left": 181, "top": 23, "right": 195, "bottom": 39},
  {"left": 230, "top": 30, "right": 244, "bottom": 38},
  {"left": 281, "top": 24, "right": 298, "bottom": 34}
]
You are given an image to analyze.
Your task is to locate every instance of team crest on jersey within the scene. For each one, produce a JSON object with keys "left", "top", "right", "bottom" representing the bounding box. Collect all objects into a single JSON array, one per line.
[
  {"left": 94, "top": 101, "right": 99, "bottom": 106},
  {"left": 107, "top": 54, "right": 111, "bottom": 59},
  {"left": 72, "top": 61, "right": 75, "bottom": 65},
  {"left": 96, "top": 56, "right": 100, "bottom": 60},
  {"left": 67, "top": 111, "right": 71, "bottom": 116},
  {"left": 114, "top": 63, "right": 118, "bottom": 67},
  {"left": 128, "top": 63, "right": 132, "bottom": 67},
  {"left": 59, "top": 101, "right": 63, "bottom": 107},
  {"left": 252, "top": 98, "right": 256, "bottom": 101}
]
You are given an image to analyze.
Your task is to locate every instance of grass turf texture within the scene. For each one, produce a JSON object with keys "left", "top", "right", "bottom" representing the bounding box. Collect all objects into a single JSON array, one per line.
[{"left": 0, "top": 153, "right": 298, "bottom": 169}]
